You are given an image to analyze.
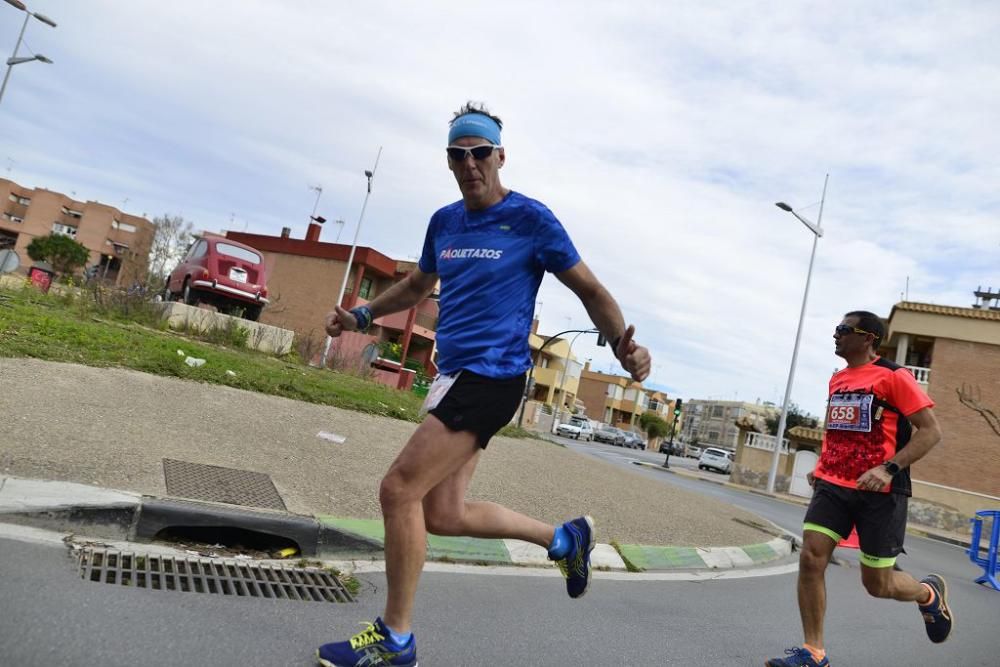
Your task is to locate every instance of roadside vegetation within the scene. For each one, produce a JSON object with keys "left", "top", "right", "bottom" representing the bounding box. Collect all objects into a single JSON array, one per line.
[{"left": 0, "top": 283, "right": 425, "bottom": 422}]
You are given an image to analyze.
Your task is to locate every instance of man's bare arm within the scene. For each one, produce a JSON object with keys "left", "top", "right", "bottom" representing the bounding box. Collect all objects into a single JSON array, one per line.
[
  {"left": 325, "top": 268, "right": 438, "bottom": 336},
  {"left": 555, "top": 260, "right": 651, "bottom": 381}
]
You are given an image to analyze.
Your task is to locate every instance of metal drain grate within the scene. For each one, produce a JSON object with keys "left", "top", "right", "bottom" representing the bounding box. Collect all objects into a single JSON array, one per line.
[
  {"left": 162, "top": 458, "right": 287, "bottom": 510},
  {"left": 77, "top": 548, "right": 355, "bottom": 603}
]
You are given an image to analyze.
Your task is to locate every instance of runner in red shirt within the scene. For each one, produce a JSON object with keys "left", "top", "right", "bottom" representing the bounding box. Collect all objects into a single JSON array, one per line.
[{"left": 766, "top": 311, "right": 953, "bottom": 667}]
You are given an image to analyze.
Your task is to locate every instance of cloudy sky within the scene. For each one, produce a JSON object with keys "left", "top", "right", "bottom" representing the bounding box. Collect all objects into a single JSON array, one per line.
[{"left": 3, "top": 1, "right": 998, "bottom": 415}]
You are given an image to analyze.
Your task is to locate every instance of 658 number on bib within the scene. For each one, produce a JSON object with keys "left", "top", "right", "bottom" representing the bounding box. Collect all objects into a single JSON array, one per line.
[{"left": 827, "top": 393, "right": 874, "bottom": 432}]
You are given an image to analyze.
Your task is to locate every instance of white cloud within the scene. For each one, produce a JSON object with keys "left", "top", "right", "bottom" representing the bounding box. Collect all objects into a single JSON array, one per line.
[{"left": 3, "top": 0, "right": 998, "bottom": 415}]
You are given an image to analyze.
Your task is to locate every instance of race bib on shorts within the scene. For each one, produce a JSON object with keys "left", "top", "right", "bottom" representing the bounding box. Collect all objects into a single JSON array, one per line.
[
  {"left": 420, "top": 371, "right": 462, "bottom": 416},
  {"left": 827, "top": 393, "right": 874, "bottom": 432}
]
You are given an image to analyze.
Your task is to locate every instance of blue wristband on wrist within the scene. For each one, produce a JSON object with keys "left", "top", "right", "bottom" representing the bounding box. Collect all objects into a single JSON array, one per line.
[{"left": 349, "top": 306, "right": 373, "bottom": 331}]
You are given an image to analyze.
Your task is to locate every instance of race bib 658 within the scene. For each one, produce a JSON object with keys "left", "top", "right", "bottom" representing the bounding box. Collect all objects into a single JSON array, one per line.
[{"left": 827, "top": 393, "right": 874, "bottom": 432}]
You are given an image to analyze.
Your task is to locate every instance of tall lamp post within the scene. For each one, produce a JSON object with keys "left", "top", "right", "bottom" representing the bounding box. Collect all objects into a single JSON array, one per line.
[
  {"left": 766, "top": 174, "right": 828, "bottom": 493},
  {"left": 517, "top": 328, "right": 599, "bottom": 429},
  {"left": 0, "top": 0, "right": 56, "bottom": 106},
  {"left": 319, "top": 147, "right": 382, "bottom": 367},
  {"left": 555, "top": 329, "right": 593, "bottom": 422}
]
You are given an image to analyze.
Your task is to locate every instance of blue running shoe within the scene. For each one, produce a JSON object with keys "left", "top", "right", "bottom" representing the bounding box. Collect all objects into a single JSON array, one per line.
[
  {"left": 316, "top": 618, "right": 417, "bottom": 667},
  {"left": 765, "top": 647, "right": 829, "bottom": 666},
  {"left": 554, "top": 516, "right": 595, "bottom": 599},
  {"left": 919, "top": 573, "right": 953, "bottom": 643}
]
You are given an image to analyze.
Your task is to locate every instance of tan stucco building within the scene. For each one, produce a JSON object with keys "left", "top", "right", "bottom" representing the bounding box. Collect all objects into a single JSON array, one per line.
[{"left": 0, "top": 178, "right": 153, "bottom": 285}]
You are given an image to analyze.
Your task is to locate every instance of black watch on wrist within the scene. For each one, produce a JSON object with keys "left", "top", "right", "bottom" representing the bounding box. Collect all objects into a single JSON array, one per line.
[{"left": 882, "top": 461, "right": 902, "bottom": 476}]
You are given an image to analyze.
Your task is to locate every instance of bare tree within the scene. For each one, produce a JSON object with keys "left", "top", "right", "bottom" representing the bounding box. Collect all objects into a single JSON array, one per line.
[
  {"left": 956, "top": 383, "right": 1000, "bottom": 437},
  {"left": 148, "top": 214, "right": 194, "bottom": 283}
]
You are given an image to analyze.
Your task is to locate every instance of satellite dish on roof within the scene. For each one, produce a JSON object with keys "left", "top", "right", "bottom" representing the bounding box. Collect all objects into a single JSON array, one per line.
[{"left": 0, "top": 249, "right": 20, "bottom": 274}]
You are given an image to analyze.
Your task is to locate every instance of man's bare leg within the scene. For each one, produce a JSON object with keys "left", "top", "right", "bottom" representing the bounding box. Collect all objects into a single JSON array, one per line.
[
  {"left": 798, "top": 530, "right": 837, "bottom": 650},
  {"left": 860, "top": 565, "right": 932, "bottom": 603},
  {"left": 378, "top": 415, "right": 482, "bottom": 635},
  {"left": 423, "top": 452, "right": 555, "bottom": 547}
]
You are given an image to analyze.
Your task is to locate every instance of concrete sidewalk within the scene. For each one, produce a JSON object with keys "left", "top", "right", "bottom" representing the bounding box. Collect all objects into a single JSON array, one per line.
[
  {"left": 0, "top": 358, "right": 794, "bottom": 571},
  {"left": 0, "top": 475, "right": 794, "bottom": 572}
]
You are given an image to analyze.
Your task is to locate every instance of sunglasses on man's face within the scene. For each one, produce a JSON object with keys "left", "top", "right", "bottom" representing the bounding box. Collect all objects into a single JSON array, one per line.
[
  {"left": 835, "top": 324, "right": 874, "bottom": 337},
  {"left": 446, "top": 144, "right": 498, "bottom": 161}
]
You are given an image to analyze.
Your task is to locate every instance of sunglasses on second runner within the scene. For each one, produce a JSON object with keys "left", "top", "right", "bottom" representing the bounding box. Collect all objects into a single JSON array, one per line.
[
  {"left": 834, "top": 324, "right": 875, "bottom": 337},
  {"left": 446, "top": 144, "right": 499, "bottom": 161}
]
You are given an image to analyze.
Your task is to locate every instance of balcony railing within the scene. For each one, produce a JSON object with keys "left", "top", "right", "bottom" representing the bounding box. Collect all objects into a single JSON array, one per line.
[
  {"left": 906, "top": 365, "right": 930, "bottom": 385},
  {"left": 744, "top": 431, "right": 790, "bottom": 454}
]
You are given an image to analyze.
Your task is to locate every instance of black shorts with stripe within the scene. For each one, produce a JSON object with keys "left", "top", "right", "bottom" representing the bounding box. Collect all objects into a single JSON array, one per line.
[
  {"left": 428, "top": 370, "right": 526, "bottom": 448},
  {"left": 804, "top": 479, "right": 908, "bottom": 561}
]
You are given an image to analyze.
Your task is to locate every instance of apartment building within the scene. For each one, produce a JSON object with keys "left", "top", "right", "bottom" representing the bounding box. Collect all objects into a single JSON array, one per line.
[
  {"left": 680, "top": 399, "right": 780, "bottom": 450},
  {"left": 879, "top": 295, "right": 1000, "bottom": 500},
  {"left": 525, "top": 322, "right": 583, "bottom": 412},
  {"left": 0, "top": 178, "right": 153, "bottom": 286},
  {"left": 577, "top": 363, "right": 650, "bottom": 428}
]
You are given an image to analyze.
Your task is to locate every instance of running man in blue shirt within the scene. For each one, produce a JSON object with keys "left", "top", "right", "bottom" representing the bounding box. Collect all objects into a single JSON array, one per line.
[{"left": 316, "top": 102, "right": 651, "bottom": 667}]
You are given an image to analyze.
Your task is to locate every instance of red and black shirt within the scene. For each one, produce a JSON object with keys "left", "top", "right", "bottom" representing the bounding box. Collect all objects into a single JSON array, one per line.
[{"left": 814, "top": 357, "right": 933, "bottom": 496}]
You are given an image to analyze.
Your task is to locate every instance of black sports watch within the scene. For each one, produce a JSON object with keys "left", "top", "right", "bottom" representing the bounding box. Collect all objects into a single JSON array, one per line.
[{"left": 882, "top": 461, "right": 902, "bottom": 476}]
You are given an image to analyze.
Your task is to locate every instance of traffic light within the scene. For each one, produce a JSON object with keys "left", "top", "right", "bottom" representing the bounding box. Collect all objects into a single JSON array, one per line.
[
  {"left": 596, "top": 333, "right": 607, "bottom": 347},
  {"left": 673, "top": 398, "right": 683, "bottom": 418}
]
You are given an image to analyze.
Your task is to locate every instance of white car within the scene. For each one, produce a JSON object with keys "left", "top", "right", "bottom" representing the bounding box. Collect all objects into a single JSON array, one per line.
[
  {"left": 698, "top": 447, "right": 734, "bottom": 474},
  {"left": 556, "top": 416, "right": 594, "bottom": 441}
]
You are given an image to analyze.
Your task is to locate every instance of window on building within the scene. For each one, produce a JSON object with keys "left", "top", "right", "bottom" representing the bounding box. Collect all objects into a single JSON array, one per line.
[
  {"left": 2, "top": 212, "right": 23, "bottom": 224},
  {"left": 112, "top": 219, "right": 137, "bottom": 233},
  {"left": 708, "top": 430, "right": 721, "bottom": 442},
  {"left": 359, "top": 276, "right": 373, "bottom": 299},
  {"left": 52, "top": 222, "right": 78, "bottom": 238},
  {"left": 712, "top": 405, "right": 724, "bottom": 418},
  {"left": 61, "top": 206, "right": 83, "bottom": 219},
  {"left": 8, "top": 194, "right": 30, "bottom": 206}
]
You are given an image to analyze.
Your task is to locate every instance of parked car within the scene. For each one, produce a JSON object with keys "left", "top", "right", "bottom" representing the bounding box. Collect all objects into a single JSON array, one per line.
[
  {"left": 594, "top": 425, "right": 625, "bottom": 446},
  {"left": 165, "top": 236, "right": 269, "bottom": 321},
  {"left": 623, "top": 431, "right": 646, "bottom": 450},
  {"left": 698, "top": 447, "right": 734, "bottom": 474},
  {"left": 556, "top": 416, "right": 594, "bottom": 441},
  {"left": 658, "top": 441, "right": 683, "bottom": 455},
  {"left": 686, "top": 444, "right": 703, "bottom": 459}
]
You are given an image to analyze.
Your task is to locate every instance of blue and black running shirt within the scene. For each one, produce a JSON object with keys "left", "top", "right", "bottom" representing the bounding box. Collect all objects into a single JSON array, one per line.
[{"left": 418, "top": 191, "right": 580, "bottom": 378}]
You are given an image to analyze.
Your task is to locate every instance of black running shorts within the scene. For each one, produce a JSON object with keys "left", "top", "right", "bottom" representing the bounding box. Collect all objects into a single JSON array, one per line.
[
  {"left": 428, "top": 370, "right": 526, "bottom": 448},
  {"left": 803, "top": 479, "right": 908, "bottom": 567}
]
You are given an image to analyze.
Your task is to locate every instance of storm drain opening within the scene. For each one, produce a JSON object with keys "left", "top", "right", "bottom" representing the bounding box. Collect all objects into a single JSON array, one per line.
[
  {"left": 153, "top": 525, "right": 301, "bottom": 559},
  {"left": 76, "top": 548, "right": 356, "bottom": 603}
]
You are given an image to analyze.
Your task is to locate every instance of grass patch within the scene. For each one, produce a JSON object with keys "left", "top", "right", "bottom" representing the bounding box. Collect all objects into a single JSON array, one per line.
[
  {"left": 496, "top": 424, "right": 548, "bottom": 440},
  {"left": 610, "top": 540, "right": 642, "bottom": 573},
  {"left": 0, "top": 286, "right": 424, "bottom": 422}
]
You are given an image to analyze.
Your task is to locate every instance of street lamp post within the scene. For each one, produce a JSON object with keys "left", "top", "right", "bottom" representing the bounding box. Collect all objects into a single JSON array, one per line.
[
  {"left": 0, "top": 0, "right": 56, "bottom": 106},
  {"left": 766, "top": 174, "right": 829, "bottom": 493},
  {"left": 517, "top": 328, "right": 598, "bottom": 429},
  {"left": 555, "top": 329, "right": 590, "bottom": 424},
  {"left": 319, "top": 147, "right": 382, "bottom": 367}
]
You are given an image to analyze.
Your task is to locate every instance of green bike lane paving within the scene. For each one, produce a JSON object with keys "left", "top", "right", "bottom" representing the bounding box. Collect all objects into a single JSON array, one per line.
[{"left": 318, "top": 516, "right": 793, "bottom": 572}]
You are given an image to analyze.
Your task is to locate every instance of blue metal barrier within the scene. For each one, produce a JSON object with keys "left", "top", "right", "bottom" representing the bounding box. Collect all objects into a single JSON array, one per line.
[{"left": 968, "top": 509, "right": 1000, "bottom": 591}]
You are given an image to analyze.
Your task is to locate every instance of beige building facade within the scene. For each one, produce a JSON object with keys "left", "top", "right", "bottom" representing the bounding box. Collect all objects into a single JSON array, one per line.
[{"left": 0, "top": 178, "right": 153, "bottom": 286}]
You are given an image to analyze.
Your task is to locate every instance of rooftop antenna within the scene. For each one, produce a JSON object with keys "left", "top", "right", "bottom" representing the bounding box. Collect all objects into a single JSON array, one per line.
[{"left": 309, "top": 184, "right": 323, "bottom": 223}]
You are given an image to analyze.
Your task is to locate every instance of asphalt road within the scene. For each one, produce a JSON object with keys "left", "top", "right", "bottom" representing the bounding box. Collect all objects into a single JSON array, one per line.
[{"left": 2, "top": 521, "right": 996, "bottom": 667}]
